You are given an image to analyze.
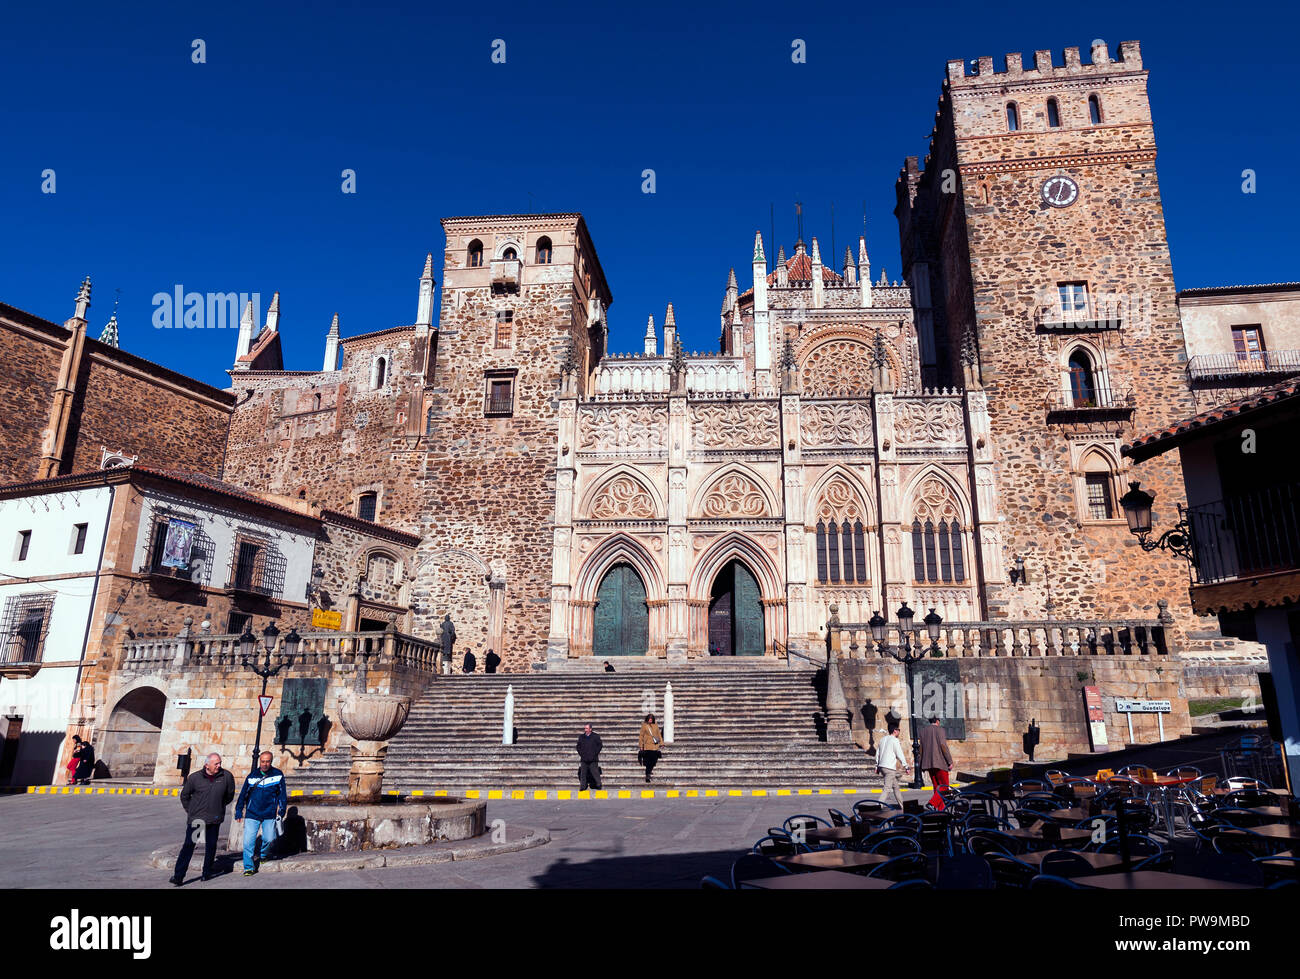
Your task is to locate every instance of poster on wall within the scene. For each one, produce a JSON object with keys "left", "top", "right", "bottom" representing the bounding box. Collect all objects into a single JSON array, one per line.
[
  {"left": 1083, "top": 685, "right": 1108, "bottom": 751},
  {"left": 160, "top": 518, "right": 197, "bottom": 569}
]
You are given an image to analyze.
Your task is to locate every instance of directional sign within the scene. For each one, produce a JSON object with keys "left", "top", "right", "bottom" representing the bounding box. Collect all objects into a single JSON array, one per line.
[
  {"left": 258, "top": 695, "right": 274, "bottom": 717},
  {"left": 1116, "top": 699, "right": 1171, "bottom": 713}
]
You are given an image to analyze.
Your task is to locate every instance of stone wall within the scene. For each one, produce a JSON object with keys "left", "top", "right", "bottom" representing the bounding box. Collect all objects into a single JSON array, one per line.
[{"left": 839, "top": 652, "right": 1191, "bottom": 770}]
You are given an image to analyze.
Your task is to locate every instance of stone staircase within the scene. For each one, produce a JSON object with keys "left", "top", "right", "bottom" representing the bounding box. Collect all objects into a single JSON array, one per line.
[{"left": 292, "top": 665, "right": 880, "bottom": 790}]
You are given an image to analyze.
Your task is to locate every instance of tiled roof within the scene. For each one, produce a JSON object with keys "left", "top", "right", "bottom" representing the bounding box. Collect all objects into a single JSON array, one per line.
[
  {"left": 1122, "top": 379, "right": 1300, "bottom": 461},
  {"left": 1178, "top": 282, "right": 1300, "bottom": 297},
  {"left": 770, "top": 252, "right": 844, "bottom": 285}
]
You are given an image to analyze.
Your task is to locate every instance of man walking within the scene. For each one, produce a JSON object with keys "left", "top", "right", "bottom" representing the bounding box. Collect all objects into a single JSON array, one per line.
[
  {"left": 877, "top": 722, "right": 910, "bottom": 810},
  {"left": 918, "top": 716, "right": 954, "bottom": 811},
  {"left": 576, "top": 723, "right": 603, "bottom": 791},
  {"left": 234, "top": 751, "right": 288, "bottom": 876},
  {"left": 170, "top": 752, "right": 236, "bottom": 885}
]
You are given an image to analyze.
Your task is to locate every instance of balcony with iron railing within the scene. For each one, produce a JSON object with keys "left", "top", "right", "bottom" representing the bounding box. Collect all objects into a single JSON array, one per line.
[
  {"left": 1184, "top": 482, "right": 1300, "bottom": 587},
  {"left": 1035, "top": 300, "right": 1124, "bottom": 333},
  {"left": 1186, "top": 350, "right": 1300, "bottom": 385},
  {"left": 1045, "top": 383, "right": 1135, "bottom": 421}
]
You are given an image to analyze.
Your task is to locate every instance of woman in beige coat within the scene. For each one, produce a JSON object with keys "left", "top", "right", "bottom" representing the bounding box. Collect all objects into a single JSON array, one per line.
[{"left": 638, "top": 714, "right": 665, "bottom": 783}]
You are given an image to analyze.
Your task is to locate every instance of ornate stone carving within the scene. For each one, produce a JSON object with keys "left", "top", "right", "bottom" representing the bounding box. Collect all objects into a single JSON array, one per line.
[
  {"left": 800, "top": 340, "right": 877, "bottom": 397},
  {"left": 590, "top": 475, "right": 656, "bottom": 519},
  {"left": 700, "top": 472, "right": 770, "bottom": 518},
  {"left": 578, "top": 404, "right": 667, "bottom": 452},
  {"left": 894, "top": 400, "right": 963, "bottom": 445},
  {"left": 800, "top": 402, "right": 873, "bottom": 447},
  {"left": 817, "top": 477, "right": 866, "bottom": 522},
  {"left": 690, "top": 402, "right": 779, "bottom": 448},
  {"left": 913, "top": 477, "right": 962, "bottom": 523}
]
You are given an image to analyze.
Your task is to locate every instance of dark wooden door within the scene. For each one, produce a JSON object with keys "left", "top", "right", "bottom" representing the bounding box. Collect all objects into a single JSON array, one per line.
[
  {"left": 708, "top": 561, "right": 765, "bottom": 656},
  {"left": 593, "top": 563, "right": 648, "bottom": 656}
]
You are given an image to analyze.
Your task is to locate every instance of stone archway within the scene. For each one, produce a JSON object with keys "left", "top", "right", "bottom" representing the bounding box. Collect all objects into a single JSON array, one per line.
[
  {"left": 592, "top": 563, "right": 649, "bottom": 657},
  {"left": 100, "top": 686, "right": 167, "bottom": 778},
  {"left": 707, "top": 560, "right": 766, "bottom": 656}
]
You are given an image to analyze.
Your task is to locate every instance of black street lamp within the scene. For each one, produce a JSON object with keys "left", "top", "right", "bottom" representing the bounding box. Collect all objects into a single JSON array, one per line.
[
  {"left": 1118, "top": 481, "right": 1195, "bottom": 562},
  {"left": 872, "top": 601, "right": 942, "bottom": 789},
  {"left": 239, "top": 620, "right": 302, "bottom": 773}
]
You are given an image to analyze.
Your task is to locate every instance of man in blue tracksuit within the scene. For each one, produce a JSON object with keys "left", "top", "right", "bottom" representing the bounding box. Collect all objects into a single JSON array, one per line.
[{"left": 234, "top": 751, "right": 288, "bottom": 876}]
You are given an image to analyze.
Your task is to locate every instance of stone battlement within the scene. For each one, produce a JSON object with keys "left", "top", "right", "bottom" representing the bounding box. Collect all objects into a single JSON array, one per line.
[{"left": 946, "top": 41, "right": 1142, "bottom": 86}]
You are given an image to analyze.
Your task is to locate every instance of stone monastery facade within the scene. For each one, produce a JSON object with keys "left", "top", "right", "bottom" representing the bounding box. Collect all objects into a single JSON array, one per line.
[{"left": 221, "top": 40, "right": 1203, "bottom": 671}]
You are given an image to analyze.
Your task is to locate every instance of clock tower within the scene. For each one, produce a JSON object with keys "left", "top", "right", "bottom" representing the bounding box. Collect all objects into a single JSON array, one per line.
[{"left": 895, "top": 40, "right": 1198, "bottom": 631}]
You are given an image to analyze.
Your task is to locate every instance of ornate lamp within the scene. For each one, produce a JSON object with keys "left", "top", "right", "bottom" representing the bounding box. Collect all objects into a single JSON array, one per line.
[
  {"left": 1119, "top": 481, "right": 1194, "bottom": 561},
  {"left": 923, "top": 608, "right": 944, "bottom": 656},
  {"left": 896, "top": 601, "right": 915, "bottom": 645},
  {"left": 868, "top": 610, "right": 887, "bottom": 650},
  {"left": 238, "top": 625, "right": 257, "bottom": 660}
]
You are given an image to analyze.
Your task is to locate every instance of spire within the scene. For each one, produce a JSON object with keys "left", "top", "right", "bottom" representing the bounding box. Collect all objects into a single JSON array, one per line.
[
  {"left": 323, "top": 313, "right": 341, "bottom": 371},
  {"left": 416, "top": 252, "right": 436, "bottom": 332},
  {"left": 663, "top": 302, "right": 677, "bottom": 355},
  {"left": 776, "top": 245, "right": 789, "bottom": 288},
  {"left": 265, "top": 291, "right": 281, "bottom": 332},
  {"left": 644, "top": 314, "right": 657, "bottom": 357},
  {"left": 859, "top": 236, "right": 871, "bottom": 307},
  {"left": 809, "top": 237, "right": 822, "bottom": 265},
  {"left": 664, "top": 302, "right": 676, "bottom": 328},
  {"left": 727, "top": 267, "right": 738, "bottom": 291},
  {"left": 752, "top": 231, "right": 765, "bottom": 264},
  {"left": 235, "top": 299, "right": 256, "bottom": 364},
  {"left": 98, "top": 312, "right": 120, "bottom": 348},
  {"left": 73, "top": 276, "right": 92, "bottom": 321},
  {"left": 843, "top": 246, "right": 856, "bottom": 282},
  {"left": 777, "top": 245, "right": 787, "bottom": 264},
  {"left": 810, "top": 237, "right": 824, "bottom": 309},
  {"left": 877, "top": 266, "right": 888, "bottom": 287}
]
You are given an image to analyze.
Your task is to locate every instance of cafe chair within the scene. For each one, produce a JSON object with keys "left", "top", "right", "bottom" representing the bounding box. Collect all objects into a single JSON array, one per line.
[
  {"left": 919, "top": 811, "right": 955, "bottom": 856},
  {"left": 1254, "top": 856, "right": 1300, "bottom": 886},
  {"left": 700, "top": 875, "right": 732, "bottom": 889},
  {"left": 1113, "top": 798, "right": 1157, "bottom": 836},
  {"left": 1224, "top": 777, "right": 1266, "bottom": 790},
  {"left": 1211, "top": 808, "right": 1267, "bottom": 829},
  {"left": 1165, "top": 766, "right": 1201, "bottom": 779},
  {"left": 827, "top": 808, "right": 853, "bottom": 827},
  {"left": 1212, "top": 828, "right": 1284, "bottom": 859},
  {"left": 1045, "top": 770, "right": 1070, "bottom": 786},
  {"left": 1016, "top": 797, "right": 1062, "bottom": 816},
  {"left": 1118, "top": 765, "right": 1154, "bottom": 780},
  {"left": 731, "top": 853, "right": 792, "bottom": 889},
  {"left": 887, "top": 878, "right": 935, "bottom": 889},
  {"left": 1190, "top": 822, "right": 1234, "bottom": 855},
  {"left": 1029, "top": 873, "right": 1085, "bottom": 889},
  {"left": 1192, "top": 774, "right": 1219, "bottom": 796},
  {"left": 1097, "top": 835, "right": 1163, "bottom": 859},
  {"left": 1134, "top": 851, "right": 1174, "bottom": 872},
  {"left": 985, "top": 854, "right": 1038, "bottom": 889},
  {"left": 784, "top": 814, "right": 831, "bottom": 835},
  {"left": 752, "top": 835, "right": 810, "bottom": 858},
  {"left": 867, "top": 834, "right": 923, "bottom": 856},
  {"left": 965, "top": 830, "right": 1023, "bottom": 857},
  {"left": 1039, "top": 849, "right": 1095, "bottom": 878},
  {"left": 853, "top": 799, "right": 885, "bottom": 815},
  {"left": 867, "top": 852, "right": 929, "bottom": 882},
  {"left": 1013, "top": 778, "right": 1052, "bottom": 793},
  {"left": 880, "top": 813, "right": 922, "bottom": 834},
  {"left": 1223, "top": 789, "right": 1273, "bottom": 810}
]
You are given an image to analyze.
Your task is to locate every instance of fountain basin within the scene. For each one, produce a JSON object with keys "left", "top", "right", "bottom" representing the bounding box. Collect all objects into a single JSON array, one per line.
[{"left": 295, "top": 797, "right": 487, "bottom": 852}]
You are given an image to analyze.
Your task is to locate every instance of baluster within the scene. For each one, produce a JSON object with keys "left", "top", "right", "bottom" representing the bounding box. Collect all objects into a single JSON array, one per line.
[
  {"left": 1027, "top": 626, "right": 1041, "bottom": 657},
  {"left": 1139, "top": 624, "right": 1155, "bottom": 656},
  {"left": 1044, "top": 625, "right": 1058, "bottom": 656},
  {"left": 848, "top": 629, "right": 860, "bottom": 659},
  {"left": 945, "top": 626, "right": 958, "bottom": 658},
  {"left": 1010, "top": 627, "right": 1024, "bottom": 657}
]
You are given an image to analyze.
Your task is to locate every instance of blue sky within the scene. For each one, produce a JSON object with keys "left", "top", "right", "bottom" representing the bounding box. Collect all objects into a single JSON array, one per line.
[{"left": 1, "top": 1, "right": 1295, "bottom": 388}]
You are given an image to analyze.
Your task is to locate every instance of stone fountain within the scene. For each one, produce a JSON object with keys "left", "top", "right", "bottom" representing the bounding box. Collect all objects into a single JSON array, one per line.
[{"left": 292, "top": 688, "right": 486, "bottom": 853}]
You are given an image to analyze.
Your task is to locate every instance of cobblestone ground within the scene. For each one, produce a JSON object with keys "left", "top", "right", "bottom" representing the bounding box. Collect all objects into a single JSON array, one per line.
[{"left": 0, "top": 787, "right": 935, "bottom": 889}]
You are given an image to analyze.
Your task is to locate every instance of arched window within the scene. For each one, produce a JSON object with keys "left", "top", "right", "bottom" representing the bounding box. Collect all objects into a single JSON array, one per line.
[
  {"left": 313, "top": 393, "right": 321, "bottom": 411},
  {"left": 502, "top": 247, "right": 517, "bottom": 261},
  {"left": 467, "top": 239, "right": 484, "bottom": 268},
  {"left": 1046, "top": 98, "right": 1061, "bottom": 128},
  {"left": 814, "top": 478, "right": 870, "bottom": 585},
  {"left": 536, "top": 236, "right": 553, "bottom": 264},
  {"left": 911, "top": 477, "right": 968, "bottom": 584},
  {"left": 357, "top": 492, "right": 378, "bottom": 522},
  {"left": 1006, "top": 103, "right": 1020, "bottom": 131},
  {"left": 1068, "top": 349, "right": 1097, "bottom": 406},
  {"left": 1088, "top": 95, "right": 1102, "bottom": 125},
  {"left": 372, "top": 356, "right": 387, "bottom": 389},
  {"left": 1080, "top": 451, "right": 1118, "bottom": 521}
]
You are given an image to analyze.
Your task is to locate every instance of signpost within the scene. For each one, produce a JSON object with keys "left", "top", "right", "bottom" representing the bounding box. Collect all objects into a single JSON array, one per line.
[
  {"left": 311, "top": 608, "right": 342, "bottom": 630},
  {"left": 1083, "top": 686, "right": 1108, "bottom": 752},
  {"left": 1115, "top": 698, "right": 1172, "bottom": 743},
  {"left": 174, "top": 698, "right": 216, "bottom": 710}
]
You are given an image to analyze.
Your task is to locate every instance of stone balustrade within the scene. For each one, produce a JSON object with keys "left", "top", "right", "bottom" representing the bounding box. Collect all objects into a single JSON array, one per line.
[
  {"left": 828, "top": 616, "right": 1171, "bottom": 659},
  {"left": 118, "top": 630, "right": 439, "bottom": 672}
]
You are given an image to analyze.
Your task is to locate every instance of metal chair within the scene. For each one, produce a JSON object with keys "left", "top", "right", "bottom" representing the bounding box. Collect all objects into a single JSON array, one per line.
[
  {"left": 1224, "top": 776, "right": 1266, "bottom": 790},
  {"left": 866, "top": 852, "right": 929, "bottom": 882},
  {"left": 1211, "top": 808, "right": 1268, "bottom": 829},
  {"left": 919, "top": 811, "right": 955, "bottom": 856},
  {"left": 752, "top": 835, "right": 809, "bottom": 858},
  {"left": 965, "top": 830, "right": 1023, "bottom": 857},
  {"left": 867, "top": 834, "right": 923, "bottom": 856},
  {"left": 880, "top": 813, "right": 921, "bottom": 834},
  {"left": 1118, "top": 765, "right": 1154, "bottom": 780},
  {"left": 1097, "top": 835, "right": 1163, "bottom": 859},
  {"left": 700, "top": 875, "right": 731, "bottom": 889},
  {"left": 853, "top": 799, "right": 885, "bottom": 815},
  {"left": 1134, "top": 851, "right": 1175, "bottom": 872},
  {"left": 1029, "top": 873, "right": 1085, "bottom": 889},
  {"left": 888, "top": 877, "right": 935, "bottom": 889},
  {"left": 1114, "top": 798, "right": 1157, "bottom": 836},
  {"left": 985, "top": 853, "right": 1038, "bottom": 889},
  {"left": 1192, "top": 774, "right": 1219, "bottom": 797},
  {"left": 731, "top": 853, "right": 790, "bottom": 888},
  {"left": 1013, "top": 778, "right": 1052, "bottom": 793},
  {"left": 783, "top": 814, "right": 831, "bottom": 835},
  {"left": 827, "top": 808, "right": 852, "bottom": 828},
  {"left": 1039, "top": 849, "right": 1096, "bottom": 878},
  {"left": 1223, "top": 789, "right": 1273, "bottom": 810},
  {"left": 1254, "top": 856, "right": 1300, "bottom": 886},
  {"left": 1190, "top": 822, "right": 1233, "bottom": 855},
  {"left": 1016, "top": 797, "right": 1062, "bottom": 816},
  {"left": 1045, "top": 770, "right": 1070, "bottom": 786},
  {"left": 1166, "top": 766, "right": 1201, "bottom": 779},
  {"left": 1212, "top": 828, "right": 1284, "bottom": 859}
]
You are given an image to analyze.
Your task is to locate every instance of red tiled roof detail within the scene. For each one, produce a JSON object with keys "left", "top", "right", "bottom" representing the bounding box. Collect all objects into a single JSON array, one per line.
[
  {"left": 1122, "top": 379, "right": 1300, "bottom": 460},
  {"left": 769, "top": 252, "right": 844, "bottom": 285}
]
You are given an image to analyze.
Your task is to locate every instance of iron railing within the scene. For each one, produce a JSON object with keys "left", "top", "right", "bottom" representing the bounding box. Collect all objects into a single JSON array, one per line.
[
  {"left": 1186, "top": 350, "right": 1300, "bottom": 382},
  {"left": 1184, "top": 483, "right": 1300, "bottom": 585},
  {"left": 1035, "top": 301, "right": 1124, "bottom": 331},
  {"left": 1045, "top": 384, "right": 1135, "bottom": 415}
]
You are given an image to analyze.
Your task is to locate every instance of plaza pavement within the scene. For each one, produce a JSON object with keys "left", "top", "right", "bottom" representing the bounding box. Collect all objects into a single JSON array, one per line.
[{"left": 0, "top": 786, "right": 936, "bottom": 889}]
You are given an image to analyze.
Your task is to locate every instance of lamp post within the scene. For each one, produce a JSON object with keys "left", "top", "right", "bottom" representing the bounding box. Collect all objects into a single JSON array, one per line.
[
  {"left": 1118, "top": 481, "right": 1195, "bottom": 562},
  {"left": 239, "top": 620, "right": 302, "bottom": 773},
  {"left": 870, "top": 602, "right": 943, "bottom": 790}
]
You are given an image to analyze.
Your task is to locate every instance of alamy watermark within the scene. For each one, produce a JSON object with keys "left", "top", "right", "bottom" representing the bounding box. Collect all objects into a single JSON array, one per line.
[{"left": 152, "top": 288, "right": 260, "bottom": 329}]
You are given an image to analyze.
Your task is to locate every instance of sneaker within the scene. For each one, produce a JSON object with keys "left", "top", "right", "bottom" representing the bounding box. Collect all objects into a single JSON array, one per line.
[{"left": 243, "top": 869, "right": 257, "bottom": 876}]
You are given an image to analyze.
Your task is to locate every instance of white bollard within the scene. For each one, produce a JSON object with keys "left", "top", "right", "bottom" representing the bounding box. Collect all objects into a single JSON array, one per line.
[
  {"left": 503, "top": 685, "right": 514, "bottom": 745},
  {"left": 664, "top": 682, "right": 674, "bottom": 744}
]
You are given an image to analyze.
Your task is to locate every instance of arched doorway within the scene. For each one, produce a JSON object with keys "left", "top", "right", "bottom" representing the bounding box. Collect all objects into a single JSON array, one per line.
[
  {"left": 100, "top": 686, "right": 167, "bottom": 779},
  {"left": 708, "top": 560, "right": 765, "bottom": 656},
  {"left": 593, "top": 563, "right": 648, "bottom": 656}
]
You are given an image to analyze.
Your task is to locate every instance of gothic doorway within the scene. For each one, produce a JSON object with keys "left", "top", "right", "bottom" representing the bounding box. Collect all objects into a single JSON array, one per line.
[
  {"left": 593, "top": 563, "right": 649, "bottom": 656},
  {"left": 708, "top": 560, "right": 765, "bottom": 656}
]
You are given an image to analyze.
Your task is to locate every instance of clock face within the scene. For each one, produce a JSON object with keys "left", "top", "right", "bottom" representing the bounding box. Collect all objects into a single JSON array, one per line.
[{"left": 1042, "top": 175, "right": 1079, "bottom": 208}]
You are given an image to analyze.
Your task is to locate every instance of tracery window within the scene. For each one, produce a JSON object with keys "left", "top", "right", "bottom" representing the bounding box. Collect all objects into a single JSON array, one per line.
[
  {"left": 814, "top": 478, "right": 869, "bottom": 585},
  {"left": 910, "top": 477, "right": 966, "bottom": 584}
]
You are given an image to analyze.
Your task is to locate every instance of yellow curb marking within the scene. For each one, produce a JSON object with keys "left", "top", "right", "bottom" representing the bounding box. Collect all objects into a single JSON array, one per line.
[
  {"left": 666, "top": 790, "right": 679, "bottom": 798},
  {"left": 557, "top": 790, "right": 571, "bottom": 800},
  {"left": 686, "top": 790, "right": 699, "bottom": 797},
  {"left": 488, "top": 790, "right": 503, "bottom": 799},
  {"left": 641, "top": 790, "right": 654, "bottom": 798},
  {"left": 705, "top": 790, "right": 718, "bottom": 797},
  {"left": 534, "top": 790, "right": 548, "bottom": 800},
  {"left": 617, "top": 790, "right": 631, "bottom": 799}
]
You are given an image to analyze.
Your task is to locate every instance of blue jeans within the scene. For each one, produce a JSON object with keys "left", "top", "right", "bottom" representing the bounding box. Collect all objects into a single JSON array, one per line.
[{"left": 242, "top": 817, "right": 279, "bottom": 871}]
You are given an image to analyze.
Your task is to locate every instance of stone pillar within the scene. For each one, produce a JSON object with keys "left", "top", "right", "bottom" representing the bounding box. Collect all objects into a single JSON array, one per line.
[
  {"left": 666, "top": 393, "right": 689, "bottom": 661},
  {"left": 874, "top": 392, "right": 905, "bottom": 611},
  {"left": 488, "top": 575, "right": 506, "bottom": 659},
  {"left": 823, "top": 605, "right": 853, "bottom": 742},
  {"left": 346, "top": 741, "right": 388, "bottom": 804},
  {"left": 781, "top": 391, "right": 808, "bottom": 659},
  {"left": 548, "top": 394, "right": 578, "bottom": 664}
]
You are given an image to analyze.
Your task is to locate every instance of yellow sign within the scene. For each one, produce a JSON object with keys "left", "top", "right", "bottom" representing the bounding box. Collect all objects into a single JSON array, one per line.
[{"left": 311, "top": 608, "right": 342, "bottom": 630}]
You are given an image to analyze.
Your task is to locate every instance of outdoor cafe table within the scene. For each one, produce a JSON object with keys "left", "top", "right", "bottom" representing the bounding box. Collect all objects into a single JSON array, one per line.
[
  {"left": 1131, "top": 774, "right": 1199, "bottom": 838},
  {"left": 1050, "top": 808, "right": 1115, "bottom": 822},
  {"left": 1003, "top": 826, "right": 1093, "bottom": 850},
  {"left": 741, "top": 870, "right": 895, "bottom": 890},
  {"left": 1211, "top": 787, "right": 1289, "bottom": 798},
  {"left": 806, "top": 826, "right": 860, "bottom": 846},
  {"left": 1239, "top": 807, "right": 1294, "bottom": 823},
  {"left": 1246, "top": 823, "right": 1300, "bottom": 844},
  {"left": 776, "top": 849, "right": 891, "bottom": 873},
  {"left": 1079, "top": 871, "right": 1258, "bottom": 890},
  {"left": 1019, "top": 851, "right": 1130, "bottom": 875}
]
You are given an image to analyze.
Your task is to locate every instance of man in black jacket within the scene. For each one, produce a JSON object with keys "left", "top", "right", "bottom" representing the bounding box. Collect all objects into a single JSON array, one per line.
[
  {"left": 576, "top": 724, "right": 603, "bottom": 791},
  {"left": 170, "top": 752, "right": 236, "bottom": 885}
]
